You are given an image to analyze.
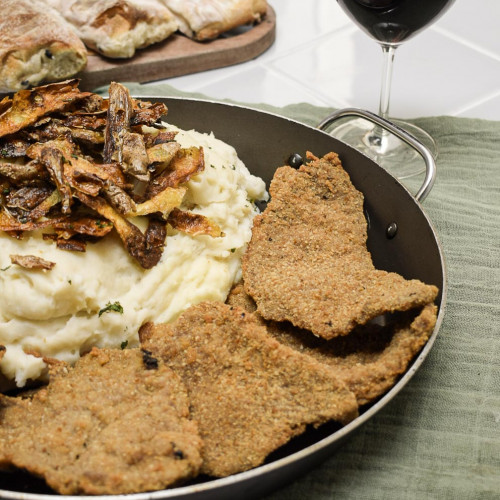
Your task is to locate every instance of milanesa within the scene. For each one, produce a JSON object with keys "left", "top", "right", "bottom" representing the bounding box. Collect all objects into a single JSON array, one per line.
[
  {"left": 227, "top": 282, "right": 437, "bottom": 406},
  {"left": 139, "top": 301, "right": 359, "bottom": 478},
  {"left": 242, "top": 151, "right": 439, "bottom": 340},
  {"left": 0, "top": 348, "right": 202, "bottom": 495}
]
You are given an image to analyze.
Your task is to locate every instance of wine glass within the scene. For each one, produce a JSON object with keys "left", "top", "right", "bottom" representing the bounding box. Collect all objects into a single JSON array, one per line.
[{"left": 325, "top": 0, "right": 456, "bottom": 179}]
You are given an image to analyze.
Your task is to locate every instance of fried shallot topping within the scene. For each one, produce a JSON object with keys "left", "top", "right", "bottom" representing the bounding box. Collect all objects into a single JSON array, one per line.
[
  {"left": 10, "top": 254, "right": 55, "bottom": 270},
  {"left": 0, "top": 80, "right": 93, "bottom": 138},
  {"left": 0, "top": 81, "right": 222, "bottom": 268}
]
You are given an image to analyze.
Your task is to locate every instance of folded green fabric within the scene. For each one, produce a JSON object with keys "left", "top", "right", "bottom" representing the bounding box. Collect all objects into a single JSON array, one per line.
[{"left": 98, "top": 82, "right": 500, "bottom": 499}]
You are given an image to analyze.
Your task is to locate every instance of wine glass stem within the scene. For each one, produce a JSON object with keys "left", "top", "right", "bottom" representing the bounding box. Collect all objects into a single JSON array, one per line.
[
  {"left": 366, "top": 44, "right": 398, "bottom": 153},
  {"left": 378, "top": 44, "right": 397, "bottom": 120}
]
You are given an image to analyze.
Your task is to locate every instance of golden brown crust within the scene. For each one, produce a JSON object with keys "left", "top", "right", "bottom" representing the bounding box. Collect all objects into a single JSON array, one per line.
[
  {"left": 242, "top": 152, "right": 439, "bottom": 339},
  {"left": 332, "top": 303, "right": 437, "bottom": 405},
  {"left": 46, "top": 0, "right": 179, "bottom": 58},
  {"left": 9, "top": 254, "right": 56, "bottom": 270},
  {"left": 0, "top": 0, "right": 87, "bottom": 92},
  {"left": 140, "top": 301, "right": 358, "bottom": 478},
  {"left": 0, "top": 347, "right": 202, "bottom": 494},
  {"left": 164, "top": 0, "right": 267, "bottom": 41},
  {"left": 0, "top": 79, "right": 92, "bottom": 138},
  {"left": 227, "top": 283, "right": 437, "bottom": 406}
]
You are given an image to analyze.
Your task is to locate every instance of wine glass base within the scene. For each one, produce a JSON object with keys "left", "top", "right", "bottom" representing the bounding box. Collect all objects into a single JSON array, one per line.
[{"left": 328, "top": 117, "right": 437, "bottom": 180}]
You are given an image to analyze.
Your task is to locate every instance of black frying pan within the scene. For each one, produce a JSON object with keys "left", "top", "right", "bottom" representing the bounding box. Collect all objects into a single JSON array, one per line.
[{"left": 0, "top": 99, "right": 446, "bottom": 500}]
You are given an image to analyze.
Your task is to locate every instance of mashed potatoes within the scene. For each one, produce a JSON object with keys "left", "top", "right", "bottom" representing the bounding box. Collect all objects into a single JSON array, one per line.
[{"left": 0, "top": 124, "right": 267, "bottom": 387}]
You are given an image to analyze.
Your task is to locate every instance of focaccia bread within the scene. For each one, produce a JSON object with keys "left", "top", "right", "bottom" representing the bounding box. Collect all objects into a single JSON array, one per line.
[
  {"left": 44, "top": 0, "right": 179, "bottom": 58},
  {"left": 162, "top": 0, "right": 267, "bottom": 41},
  {"left": 0, "top": 0, "right": 87, "bottom": 92}
]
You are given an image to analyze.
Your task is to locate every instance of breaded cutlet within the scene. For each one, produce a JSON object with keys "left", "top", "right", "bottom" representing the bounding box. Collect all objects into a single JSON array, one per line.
[
  {"left": 0, "top": 347, "right": 202, "bottom": 495},
  {"left": 139, "top": 301, "right": 359, "bottom": 478},
  {"left": 228, "top": 282, "right": 437, "bottom": 406},
  {"left": 242, "top": 151, "right": 438, "bottom": 339}
]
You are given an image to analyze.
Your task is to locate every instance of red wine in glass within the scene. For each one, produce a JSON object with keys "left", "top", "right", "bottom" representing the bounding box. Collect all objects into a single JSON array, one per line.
[
  {"left": 338, "top": 0, "right": 455, "bottom": 44},
  {"left": 329, "top": 0, "right": 456, "bottom": 179}
]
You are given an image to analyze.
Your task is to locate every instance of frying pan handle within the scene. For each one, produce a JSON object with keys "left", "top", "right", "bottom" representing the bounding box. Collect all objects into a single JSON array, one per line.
[{"left": 318, "top": 108, "right": 436, "bottom": 203}]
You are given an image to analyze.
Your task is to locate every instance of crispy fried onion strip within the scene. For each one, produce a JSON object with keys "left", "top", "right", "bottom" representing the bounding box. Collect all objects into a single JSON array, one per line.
[
  {"left": 0, "top": 160, "right": 48, "bottom": 184},
  {"left": 0, "top": 80, "right": 92, "bottom": 138},
  {"left": 131, "top": 100, "right": 168, "bottom": 126},
  {"left": 168, "top": 208, "right": 223, "bottom": 238},
  {"left": 43, "top": 216, "right": 114, "bottom": 253},
  {"left": 4, "top": 188, "right": 61, "bottom": 222},
  {"left": 146, "top": 141, "right": 181, "bottom": 166},
  {"left": 10, "top": 254, "right": 55, "bottom": 270},
  {"left": 131, "top": 186, "right": 187, "bottom": 218},
  {"left": 104, "top": 82, "right": 150, "bottom": 182},
  {"left": 0, "top": 209, "right": 64, "bottom": 233},
  {"left": 27, "top": 137, "right": 134, "bottom": 213},
  {"left": 52, "top": 217, "right": 113, "bottom": 238},
  {"left": 146, "top": 146, "right": 204, "bottom": 198},
  {"left": 76, "top": 192, "right": 166, "bottom": 269}
]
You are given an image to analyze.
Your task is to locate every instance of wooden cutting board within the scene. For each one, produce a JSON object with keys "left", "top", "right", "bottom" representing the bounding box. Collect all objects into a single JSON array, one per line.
[{"left": 79, "top": 6, "right": 276, "bottom": 91}]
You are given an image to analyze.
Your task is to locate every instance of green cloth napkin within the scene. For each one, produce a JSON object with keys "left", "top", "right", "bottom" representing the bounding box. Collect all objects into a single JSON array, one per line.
[{"left": 99, "top": 83, "right": 500, "bottom": 499}]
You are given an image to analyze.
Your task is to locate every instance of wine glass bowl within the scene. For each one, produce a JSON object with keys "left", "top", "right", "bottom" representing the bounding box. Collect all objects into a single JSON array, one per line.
[
  {"left": 338, "top": 0, "right": 454, "bottom": 45},
  {"left": 327, "top": 0, "right": 456, "bottom": 179}
]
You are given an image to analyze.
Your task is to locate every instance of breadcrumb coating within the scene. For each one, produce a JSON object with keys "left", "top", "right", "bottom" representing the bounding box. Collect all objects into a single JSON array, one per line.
[
  {"left": 242, "top": 152, "right": 438, "bottom": 339},
  {"left": 0, "top": 347, "right": 202, "bottom": 495},
  {"left": 140, "top": 301, "right": 358, "bottom": 477}
]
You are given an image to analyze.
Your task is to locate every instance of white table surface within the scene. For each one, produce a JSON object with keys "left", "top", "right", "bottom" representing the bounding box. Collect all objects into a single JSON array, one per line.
[{"left": 147, "top": 0, "right": 500, "bottom": 121}]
